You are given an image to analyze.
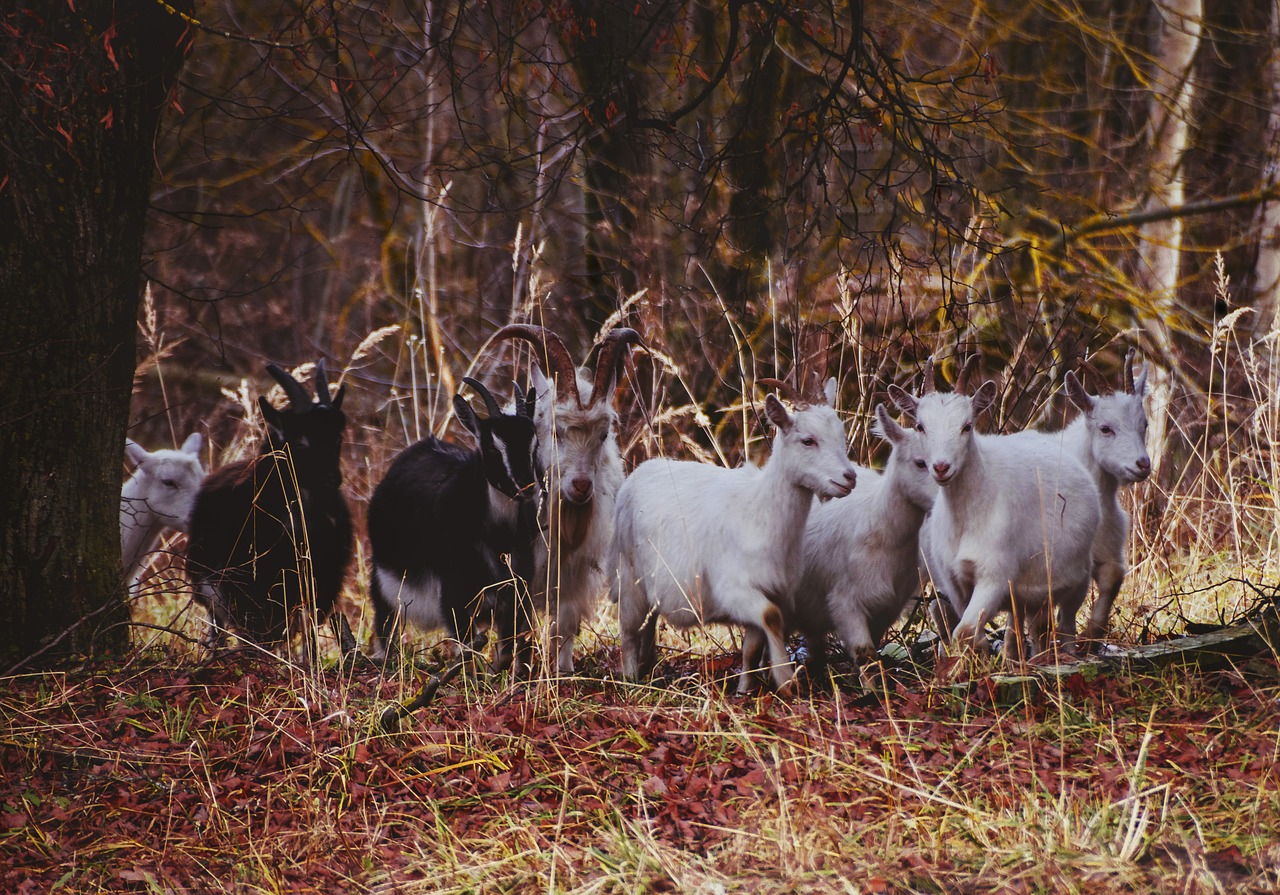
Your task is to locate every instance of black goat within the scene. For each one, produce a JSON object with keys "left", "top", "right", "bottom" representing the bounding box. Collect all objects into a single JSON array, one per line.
[
  {"left": 186, "top": 361, "right": 355, "bottom": 657},
  {"left": 368, "top": 378, "right": 540, "bottom": 673}
]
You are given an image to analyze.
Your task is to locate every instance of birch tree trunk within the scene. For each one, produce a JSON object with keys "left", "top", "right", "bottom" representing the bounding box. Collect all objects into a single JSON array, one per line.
[
  {"left": 1136, "top": 0, "right": 1202, "bottom": 476},
  {"left": 1252, "top": 1, "right": 1280, "bottom": 340}
]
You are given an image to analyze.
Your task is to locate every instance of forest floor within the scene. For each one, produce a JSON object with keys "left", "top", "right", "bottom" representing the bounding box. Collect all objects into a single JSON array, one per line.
[{"left": 4, "top": 638, "right": 1280, "bottom": 894}]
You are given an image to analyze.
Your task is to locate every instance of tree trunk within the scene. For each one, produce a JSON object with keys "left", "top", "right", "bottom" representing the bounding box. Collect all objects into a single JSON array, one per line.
[
  {"left": 0, "top": 3, "right": 190, "bottom": 670},
  {"left": 1136, "top": 0, "right": 1202, "bottom": 477},
  {"left": 1252, "top": 1, "right": 1280, "bottom": 339}
]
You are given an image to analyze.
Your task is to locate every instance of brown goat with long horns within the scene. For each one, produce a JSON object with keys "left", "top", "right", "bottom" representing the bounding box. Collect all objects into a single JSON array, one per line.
[{"left": 492, "top": 324, "right": 642, "bottom": 674}]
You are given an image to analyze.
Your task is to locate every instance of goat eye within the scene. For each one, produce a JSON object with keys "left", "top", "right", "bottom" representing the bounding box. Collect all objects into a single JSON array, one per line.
[
  {"left": 914, "top": 460, "right": 927, "bottom": 470},
  {"left": 163, "top": 479, "right": 178, "bottom": 488},
  {"left": 800, "top": 436, "right": 817, "bottom": 447},
  {"left": 1100, "top": 425, "right": 1114, "bottom": 436},
  {"left": 916, "top": 424, "right": 925, "bottom": 434},
  {"left": 961, "top": 422, "right": 972, "bottom": 433}
]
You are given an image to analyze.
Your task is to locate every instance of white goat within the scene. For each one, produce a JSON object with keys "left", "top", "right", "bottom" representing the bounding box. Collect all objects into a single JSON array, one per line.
[
  {"left": 493, "top": 325, "right": 641, "bottom": 674},
  {"left": 616, "top": 376, "right": 858, "bottom": 695},
  {"left": 1005, "top": 351, "right": 1150, "bottom": 648},
  {"left": 789, "top": 404, "right": 936, "bottom": 677},
  {"left": 894, "top": 358, "right": 1101, "bottom": 656},
  {"left": 121, "top": 433, "right": 206, "bottom": 593}
]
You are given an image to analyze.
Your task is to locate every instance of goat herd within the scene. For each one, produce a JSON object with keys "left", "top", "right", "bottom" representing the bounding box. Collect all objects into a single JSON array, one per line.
[{"left": 121, "top": 325, "right": 1152, "bottom": 696}]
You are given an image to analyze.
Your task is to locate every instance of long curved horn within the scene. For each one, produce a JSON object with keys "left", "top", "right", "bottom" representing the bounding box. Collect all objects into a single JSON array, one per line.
[
  {"left": 920, "top": 356, "right": 937, "bottom": 395},
  {"left": 461, "top": 376, "right": 502, "bottom": 418},
  {"left": 588, "top": 328, "right": 643, "bottom": 407},
  {"left": 1123, "top": 348, "right": 1136, "bottom": 394},
  {"left": 266, "top": 363, "right": 312, "bottom": 410},
  {"left": 492, "top": 324, "right": 580, "bottom": 406},
  {"left": 955, "top": 355, "right": 981, "bottom": 395},
  {"left": 757, "top": 378, "right": 805, "bottom": 405}
]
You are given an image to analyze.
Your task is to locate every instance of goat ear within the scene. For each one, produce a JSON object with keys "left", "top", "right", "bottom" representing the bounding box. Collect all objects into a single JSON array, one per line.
[
  {"left": 1063, "top": 371, "right": 1095, "bottom": 414},
  {"left": 524, "top": 383, "right": 537, "bottom": 419},
  {"left": 887, "top": 384, "right": 918, "bottom": 418},
  {"left": 258, "top": 397, "right": 284, "bottom": 440},
  {"left": 125, "top": 439, "right": 150, "bottom": 468},
  {"left": 764, "top": 393, "right": 793, "bottom": 432},
  {"left": 180, "top": 432, "right": 203, "bottom": 456},
  {"left": 453, "top": 395, "right": 482, "bottom": 439},
  {"left": 872, "top": 403, "right": 907, "bottom": 444},
  {"left": 530, "top": 364, "right": 552, "bottom": 401},
  {"left": 822, "top": 377, "right": 837, "bottom": 406},
  {"left": 330, "top": 382, "right": 346, "bottom": 410},
  {"left": 970, "top": 380, "right": 998, "bottom": 416}
]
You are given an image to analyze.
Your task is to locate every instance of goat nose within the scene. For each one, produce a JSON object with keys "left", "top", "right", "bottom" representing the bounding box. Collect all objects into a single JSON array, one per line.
[
  {"left": 843, "top": 470, "right": 857, "bottom": 487},
  {"left": 568, "top": 478, "right": 593, "bottom": 500},
  {"left": 1136, "top": 456, "right": 1151, "bottom": 471},
  {"left": 932, "top": 462, "right": 950, "bottom": 477}
]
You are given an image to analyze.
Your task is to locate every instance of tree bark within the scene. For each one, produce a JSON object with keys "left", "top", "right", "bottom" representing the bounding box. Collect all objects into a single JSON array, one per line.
[
  {"left": 0, "top": 2, "right": 190, "bottom": 669},
  {"left": 1136, "top": 0, "right": 1202, "bottom": 477}
]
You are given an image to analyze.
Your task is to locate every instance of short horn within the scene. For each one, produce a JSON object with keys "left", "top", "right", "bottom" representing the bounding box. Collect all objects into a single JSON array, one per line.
[
  {"left": 313, "top": 359, "right": 334, "bottom": 406},
  {"left": 802, "top": 371, "right": 827, "bottom": 405},
  {"left": 1123, "top": 348, "right": 1136, "bottom": 395},
  {"left": 493, "top": 324, "right": 581, "bottom": 406},
  {"left": 588, "top": 328, "right": 644, "bottom": 406},
  {"left": 955, "top": 354, "right": 982, "bottom": 395},
  {"left": 757, "top": 378, "right": 805, "bottom": 405},
  {"left": 921, "top": 356, "right": 937, "bottom": 395},
  {"left": 266, "top": 363, "right": 312, "bottom": 409},
  {"left": 462, "top": 376, "right": 503, "bottom": 418}
]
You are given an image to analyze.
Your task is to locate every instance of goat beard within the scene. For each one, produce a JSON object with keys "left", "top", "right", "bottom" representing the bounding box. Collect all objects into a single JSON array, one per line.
[{"left": 552, "top": 499, "right": 593, "bottom": 551}]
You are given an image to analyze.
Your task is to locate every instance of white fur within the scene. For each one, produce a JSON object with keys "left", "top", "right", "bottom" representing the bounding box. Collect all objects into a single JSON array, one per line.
[
  {"left": 1004, "top": 366, "right": 1150, "bottom": 645},
  {"left": 790, "top": 405, "right": 936, "bottom": 666},
  {"left": 375, "top": 567, "right": 449, "bottom": 633},
  {"left": 121, "top": 433, "right": 205, "bottom": 593},
  {"left": 616, "top": 379, "right": 858, "bottom": 694},
  {"left": 529, "top": 364, "right": 626, "bottom": 674},
  {"left": 894, "top": 381, "right": 1101, "bottom": 656}
]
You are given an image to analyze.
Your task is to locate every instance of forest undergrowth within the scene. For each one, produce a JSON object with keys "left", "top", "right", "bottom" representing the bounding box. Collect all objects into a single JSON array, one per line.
[{"left": 8, "top": 254, "right": 1280, "bottom": 892}]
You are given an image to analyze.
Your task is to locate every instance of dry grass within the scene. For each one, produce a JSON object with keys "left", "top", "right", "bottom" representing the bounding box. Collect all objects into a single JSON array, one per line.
[{"left": 24, "top": 246, "right": 1280, "bottom": 892}]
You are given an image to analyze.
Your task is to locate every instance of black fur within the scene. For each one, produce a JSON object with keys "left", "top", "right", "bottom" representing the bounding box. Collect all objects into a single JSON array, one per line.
[
  {"left": 186, "top": 361, "right": 354, "bottom": 654},
  {"left": 368, "top": 379, "right": 539, "bottom": 672}
]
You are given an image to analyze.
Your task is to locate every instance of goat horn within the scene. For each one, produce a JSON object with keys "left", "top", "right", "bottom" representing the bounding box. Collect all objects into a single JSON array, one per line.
[
  {"left": 757, "top": 378, "right": 805, "bottom": 405},
  {"left": 955, "top": 354, "right": 982, "bottom": 395},
  {"left": 588, "top": 327, "right": 644, "bottom": 407},
  {"left": 313, "top": 359, "right": 334, "bottom": 407},
  {"left": 802, "top": 371, "right": 827, "bottom": 405},
  {"left": 921, "top": 356, "right": 937, "bottom": 395},
  {"left": 266, "top": 363, "right": 312, "bottom": 410},
  {"left": 1123, "top": 348, "right": 1136, "bottom": 394},
  {"left": 492, "top": 324, "right": 581, "bottom": 406},
  {"left": 461, "top": 377, "right": 503, "bottom": 418}
]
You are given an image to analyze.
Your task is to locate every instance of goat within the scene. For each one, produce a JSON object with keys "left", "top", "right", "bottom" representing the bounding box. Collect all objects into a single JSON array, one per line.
[
  {"left": 185, "top": 361, "right": 355, "bottom": 657},
  {"left": 615, "top": 376, "right": 858, "bottom": 695},
  {"left": 368, "top": 378, "right": 541, "bottom": 673},
  {"left": 788, "top": 404, "right": 936, "bottom": 679},
  {"left": 491, "top": 324, "right": 641, "bottom": 674},
  {"left": 121, "top": 433, "right": 206, "bottom": 594},
  {"left": 1004, "top": 350, "right": 1150, "bottom": 648},
  {"left": 893, "top": 357, "right": 1100, "bottom": 657}
]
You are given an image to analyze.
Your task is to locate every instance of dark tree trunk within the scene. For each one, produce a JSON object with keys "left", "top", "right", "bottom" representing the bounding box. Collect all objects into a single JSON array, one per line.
[{"left": 0, "top": 2, "right": 190, "bottom": 669}]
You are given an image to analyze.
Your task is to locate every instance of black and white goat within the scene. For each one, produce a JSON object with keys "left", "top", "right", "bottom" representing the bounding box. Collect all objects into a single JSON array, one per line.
[
  {"left": 492, "top": 324, "right": 641, "bottom": 674},
  {"left": 121, "top": 433, "right": 206, "bottom": 594},
  {"left": 368, "top": 378, "right": 541, "bottom": 672},
  {"left": 185, "top": 361, "right": 355, "bottom": 656}
]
